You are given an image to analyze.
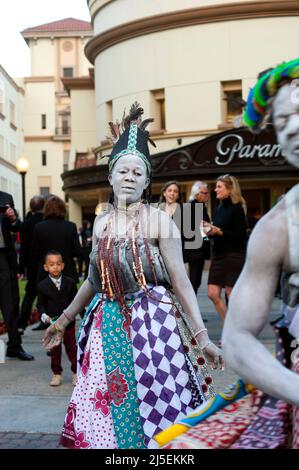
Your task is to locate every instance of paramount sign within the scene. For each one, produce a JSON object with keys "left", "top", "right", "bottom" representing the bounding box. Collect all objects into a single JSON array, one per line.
[{"left": 215, "top": 133, "right": 283, "bottom": 166}]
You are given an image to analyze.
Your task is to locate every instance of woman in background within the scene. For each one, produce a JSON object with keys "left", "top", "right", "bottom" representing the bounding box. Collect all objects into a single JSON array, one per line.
[{"left": 206, "top": 175, "right": 247, "bottom": 320}]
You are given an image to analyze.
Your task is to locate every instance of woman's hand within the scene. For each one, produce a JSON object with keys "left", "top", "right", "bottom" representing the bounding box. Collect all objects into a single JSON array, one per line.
[
  {"left": 42, "top": 321, "right": 65, "bottom": 350},
  {"left": 195, "top": 330, "right": 224, "bottom": 370},
  {"left": 201, "top": 341, "right": 224, "bottom": 370},
  {"left": 204, "top": 223, "right": 222, "bottom": 236}
]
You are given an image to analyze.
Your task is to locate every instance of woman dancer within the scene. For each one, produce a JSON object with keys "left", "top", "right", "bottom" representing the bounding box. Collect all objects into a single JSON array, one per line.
[{"left": 43, "top": 103, "right": 222, "bottom": 449}]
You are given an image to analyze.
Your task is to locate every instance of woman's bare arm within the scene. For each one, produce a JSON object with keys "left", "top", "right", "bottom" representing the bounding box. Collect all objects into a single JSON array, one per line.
[{"left": 157, "top": 210, "right": 223, "bottom": 368}]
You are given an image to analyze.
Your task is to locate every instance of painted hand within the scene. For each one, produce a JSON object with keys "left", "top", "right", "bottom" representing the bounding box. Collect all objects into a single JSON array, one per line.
[
  {"left": 42, "top": 323, "right": 64, "bottom": 350},
  {"left": 201, "top": 341, "right": 225, "bottom": 370}
]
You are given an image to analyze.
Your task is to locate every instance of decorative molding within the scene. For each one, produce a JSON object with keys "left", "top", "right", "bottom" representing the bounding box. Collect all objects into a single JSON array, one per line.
[
  {"left": 0, "top": 157, "right": 18, "bottom": 173},
  {"left": 86, "top": 0, "right": 299, "bottom": 62},
  {"left": 94, "top": 128, "right": 220, "bottom": 154},
  {"left": 22, "top": 31, "right": 93, "bottom": 42},
  {"left": 25, "top": 135, "right": 54, "bottom": 142},
  {"left": 0, "top": 64, "right": 24, "bottom": 93},
  {"left": 62, "top": 76, "right": 95, "bottom": 95},
  {"left": 62, "top": 126, "right": 299, "bottom": 196},
  {"left": 24, "top": 76, "right": 55, "bottom": 83},
  {"left": 89, "top": 0, "right": 115, "bottom": 21}
]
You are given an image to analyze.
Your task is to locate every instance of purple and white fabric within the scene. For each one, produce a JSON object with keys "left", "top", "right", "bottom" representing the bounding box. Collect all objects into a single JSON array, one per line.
[{"left": 131, "top": 285, "right": 202, "bottom": 448}]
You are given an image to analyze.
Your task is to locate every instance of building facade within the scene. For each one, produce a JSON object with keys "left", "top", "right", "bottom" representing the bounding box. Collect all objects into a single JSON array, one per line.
[
  {"left": 0, "top": 65, "right": 24, "bottom": 213},
  {"left": 21, "top": 18, "right": 93, "bottom": 215},
  {"left": 63, "top": 0, "right": 299, "bottom": 222}
]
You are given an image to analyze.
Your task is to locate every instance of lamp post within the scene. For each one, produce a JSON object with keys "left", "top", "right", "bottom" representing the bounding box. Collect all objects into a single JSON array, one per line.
[{"left": 16, "top": 157, "right": 29, "bottom": 220}]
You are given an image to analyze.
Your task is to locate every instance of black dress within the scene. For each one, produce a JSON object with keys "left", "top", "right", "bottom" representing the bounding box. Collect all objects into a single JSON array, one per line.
[
  {"left": 180, "top": 200, "right": 211, "bottom": 293},
  {"left": 208, "top": 198, "right": 247, "bottom": 287}
]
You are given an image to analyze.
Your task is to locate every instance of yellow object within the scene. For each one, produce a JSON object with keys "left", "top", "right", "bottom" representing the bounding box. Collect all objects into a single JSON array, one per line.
[{"left": 154, "top": 424, "right": 188, "bottom": 447}]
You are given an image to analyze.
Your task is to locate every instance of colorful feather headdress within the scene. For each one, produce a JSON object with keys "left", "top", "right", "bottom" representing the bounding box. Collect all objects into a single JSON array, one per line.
[
  {"left": 107, "top": 102, "right": 156, "bottom": 175},
  {"left": 243, "top": 58, "right": 299, "bottom": 130}
]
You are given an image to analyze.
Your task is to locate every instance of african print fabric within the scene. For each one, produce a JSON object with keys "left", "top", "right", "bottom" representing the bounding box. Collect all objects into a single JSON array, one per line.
[
  {"left": 60, "top": 286, "right": 205, "bottom": 449},
  {"left": 232, "top": 396, "right": 291, "bottom": 449},
  {"left": 163, "top": 391, "right": 262, "bottom": 449}
]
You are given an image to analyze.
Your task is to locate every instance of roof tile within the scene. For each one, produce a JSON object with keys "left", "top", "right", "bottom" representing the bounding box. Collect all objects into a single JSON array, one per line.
[{"left": 22, "top": 17, "right": 92, "bottom": 33}]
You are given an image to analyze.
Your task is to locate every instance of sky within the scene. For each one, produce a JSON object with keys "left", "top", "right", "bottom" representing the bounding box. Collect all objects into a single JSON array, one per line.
[{"left": 0, "top": 0, "right": 91, "bottom": 78}]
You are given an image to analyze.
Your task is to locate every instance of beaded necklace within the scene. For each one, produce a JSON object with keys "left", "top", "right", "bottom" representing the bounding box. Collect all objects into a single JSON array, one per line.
[{"left": 97, "top": 203, "right": 160, "bottom": 320}]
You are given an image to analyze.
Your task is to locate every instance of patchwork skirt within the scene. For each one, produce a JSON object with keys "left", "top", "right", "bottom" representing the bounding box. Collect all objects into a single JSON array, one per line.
[{"left": 60, "top": 285, "right": 215, "bottom": 449}]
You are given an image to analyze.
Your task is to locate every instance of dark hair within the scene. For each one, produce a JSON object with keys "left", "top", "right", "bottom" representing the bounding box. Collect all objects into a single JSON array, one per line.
[
  {"left": 43, "top": 195, "right": 66, "bottom": 220},
  {"left": 30, "top": 195, "right": 45, "bottom": 212},
  {"left": 44, "top": 250, "right": 63, "bottom": 263},
  {"left": 159, "top": 181, "right": 183, "bottom": 205}
]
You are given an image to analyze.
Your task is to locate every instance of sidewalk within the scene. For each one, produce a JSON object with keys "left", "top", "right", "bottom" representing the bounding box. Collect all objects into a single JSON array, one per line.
[{"left": 0, "top": 270, "right": 280, "bottom": 448}]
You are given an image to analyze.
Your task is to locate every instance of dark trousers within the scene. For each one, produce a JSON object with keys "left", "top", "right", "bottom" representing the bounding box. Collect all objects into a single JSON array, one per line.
[
  {"left": 188, "top": 250, "right": 206, "bottom": 295},
  {"left": 78, "top": 247, "right": 91, "bottom": 279},
  {"left": 19, "top": 276, "right": 37, "bottom": 329},
  {"left": 50, "top": 322, "right": 77, "bottom": 375},
  {"left": 0, "top": 251, "right": 21, "bottom": 351}
]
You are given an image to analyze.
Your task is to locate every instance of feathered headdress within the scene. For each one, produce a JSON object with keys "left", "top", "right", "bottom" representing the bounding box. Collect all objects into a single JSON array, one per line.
[
  {"left": 243, "top": 58, "right": 299, "bottom": 130},
  {"left": 107, "top": 102, "right": 156, "bottom": 175}
]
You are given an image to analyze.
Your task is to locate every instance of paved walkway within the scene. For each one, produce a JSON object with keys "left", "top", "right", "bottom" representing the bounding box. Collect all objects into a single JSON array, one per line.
[{"left": 0, "top": 270, "right": 281, "bottom": 448}]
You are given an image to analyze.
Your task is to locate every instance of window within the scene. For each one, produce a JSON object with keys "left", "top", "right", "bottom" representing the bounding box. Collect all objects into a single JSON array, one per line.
[
  {"left": 150, "top": 89, "right": 165, "bottom": 130},
  {"left": 221, "top": 81, "right": 243, "bottom": 125},
  {"left": 104, "top": 100, "right": 113, "bottom": 136},
  {"left": 9, "top": 100, "right": 16, "bottom": 126},
  {"left": 62, "top": 117, "right": 69, "bottom": 135},
  {"left": 63, "top": 150, "right": 70, "bottom": 172},
  {"left": 42, "top": 150, "right": 47, "bottom": 166},
  {"left": 41, "top": 114, "right": 47, "bottom": 129},
  {"left": 0, "top": 177, "right": 8, "bottom": 192},
  {"left": 40, "top": 187, "right": 50, "bottom": 197},
  {"left": 63, "top": 67, "right": 73, "bottom": 78},
  {"left": 10, "top": 143, "right": 16, "bottom": 164}
]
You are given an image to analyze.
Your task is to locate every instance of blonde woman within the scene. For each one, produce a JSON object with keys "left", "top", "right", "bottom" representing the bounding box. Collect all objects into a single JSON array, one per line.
[{"left": 204, "top": 174, "right": 247, "bottom": 321}]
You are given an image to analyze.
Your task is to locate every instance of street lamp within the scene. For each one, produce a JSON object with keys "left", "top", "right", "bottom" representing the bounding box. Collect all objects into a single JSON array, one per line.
[{"left": 16, "top": 157, "right": 29, "bottom": 220}]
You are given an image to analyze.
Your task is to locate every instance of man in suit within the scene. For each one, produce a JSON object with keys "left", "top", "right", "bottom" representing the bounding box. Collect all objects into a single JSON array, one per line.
[
  {"left": 37, "top": 250, "right": 77, "bottom": 386},
  {"left": 183, "top": 181, "right": 211, "bottom": 295},
  {"left": 0, "top": 190, "right": 34, "bottom": 360},
  {"left": 18, "top": 195, "right": 45, "bottom": 332}
]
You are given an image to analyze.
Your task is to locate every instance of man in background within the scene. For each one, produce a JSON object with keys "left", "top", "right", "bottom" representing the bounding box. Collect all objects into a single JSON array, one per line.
[
  {"left": 0, "top": 190, "right": 34, "bottom": 360},
  {"left": 18, "top": 195, "right": 45, "bottom": 333}
]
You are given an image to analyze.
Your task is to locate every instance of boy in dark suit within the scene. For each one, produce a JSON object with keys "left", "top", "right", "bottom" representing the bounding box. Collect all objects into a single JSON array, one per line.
[{"left": 37, "top": 250, "right": 77, "bottom": 386}]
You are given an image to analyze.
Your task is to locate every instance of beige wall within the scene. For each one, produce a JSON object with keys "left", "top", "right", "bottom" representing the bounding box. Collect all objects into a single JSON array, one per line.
[
  {"left": 81, "top": 38, "right": 93, "bottom": 75},
  {"left": 71, "top": 89, "right": 96, "bottom": 153},
  {"left": 24, "top": 140, "right": 64, "bottom": 208},
  {"left": 30, "top": 39, "right": 55, "bottom": 76},
  {"left": 24, "top": 81, "right": 56, "bottom": 135},
  {"left": 68, "top": 198, "right": 82, "bottom": 228},
  {"left": 94, "top": 17, "right": 299, "bottom": 144}
]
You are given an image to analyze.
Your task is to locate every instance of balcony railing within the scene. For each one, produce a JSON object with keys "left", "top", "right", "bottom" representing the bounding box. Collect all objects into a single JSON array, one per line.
[
  {"left": 75, "top": 154, "right": 96, "bottom": 169},
  {"left": 55, "top": 126, "right": 71, "bottom": 136}
]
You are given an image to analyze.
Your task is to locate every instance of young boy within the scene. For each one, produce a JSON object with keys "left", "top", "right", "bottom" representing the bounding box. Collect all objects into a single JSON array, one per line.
[{"left": 37, "top": 250, "right": 78, "bottom": 386}]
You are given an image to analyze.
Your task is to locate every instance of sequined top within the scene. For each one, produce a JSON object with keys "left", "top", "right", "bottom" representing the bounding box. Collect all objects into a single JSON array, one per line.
[{"left": 87, "top": 237, "right": 171, "bottom": 294}]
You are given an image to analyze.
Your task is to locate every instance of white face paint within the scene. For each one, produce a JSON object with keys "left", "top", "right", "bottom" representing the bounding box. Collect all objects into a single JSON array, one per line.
[
  {"left": 273, "top": 83, "right": 299, "bottom": 169},
  {"left": 108, "top": 154, "right": 150, "bottom": 205}
]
